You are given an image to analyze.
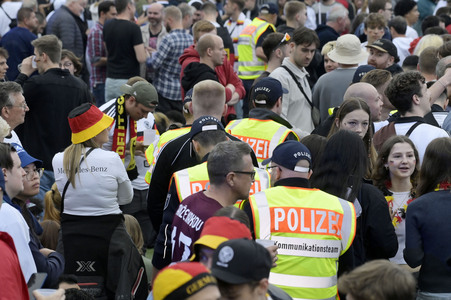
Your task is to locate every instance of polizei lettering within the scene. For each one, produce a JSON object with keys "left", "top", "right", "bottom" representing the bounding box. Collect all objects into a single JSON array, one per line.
[{"left": 175, "top": 203, "right": 204, "bottom": 231}]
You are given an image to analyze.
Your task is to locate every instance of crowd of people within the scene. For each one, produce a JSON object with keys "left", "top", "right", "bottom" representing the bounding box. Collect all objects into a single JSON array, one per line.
[{"left": 0, "top": 0, "right": 450, "bottom": 299}]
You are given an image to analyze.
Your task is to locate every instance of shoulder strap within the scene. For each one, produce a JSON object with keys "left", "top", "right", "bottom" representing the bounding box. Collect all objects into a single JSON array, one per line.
[
  {"left": 405, "top": 121, "right": 422, "bottom": 137},
  {"left": 61, "top": 147, "right": 96, "bottom": 215},
  {"left": 0, "top": 6, "right": 12, "bottom": 20},
  {"left": 281, "top": 65, "right": 314, "bottom": 108}
]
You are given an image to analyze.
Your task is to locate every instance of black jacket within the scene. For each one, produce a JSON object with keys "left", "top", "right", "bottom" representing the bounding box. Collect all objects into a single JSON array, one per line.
[{"left": 181, "top": 62, "right": 218, "bottom": 93}]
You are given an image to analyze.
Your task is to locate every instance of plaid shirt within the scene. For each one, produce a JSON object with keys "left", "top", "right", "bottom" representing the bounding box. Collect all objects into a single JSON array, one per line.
[
  {"left": 87, "top": 22, "right": 106, "bottom": 87},
  {"left": 147, "top": 29, "right": 193, "bottom": 101}
]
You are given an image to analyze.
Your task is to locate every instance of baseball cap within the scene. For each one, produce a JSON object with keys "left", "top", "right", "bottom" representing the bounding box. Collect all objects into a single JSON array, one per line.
[
  {"left": 366, "top": 39, "right": 399, "bottom": 61},
  {"left": 260, "top": 2, "right": 278, "bottom": 14},
  {"left": 352, "top": 65, "right": 376, "bottom": 83},
  {"left": 253, "top": 77, "right": 288, "bottom": 106},
  {"left": 190, "top": 216, "right": 252, "bottom": 261},
  {"left": 11, "top": 143, "right": 43, "bottom": 168},
  {"left": 262, "top": 140, "right": 312, "bottom": 172},
  {"left": 153, "top": 262, "right": 217, "bottom": 300},
  {"left": 211, "top": 239, "right": 272, "bottom": 284},
  {"left": 120, "top": 81, "right": 158, "bottom": 108},
  {"left": 189, "top": 116, "right": 224, "bottom": 140}
]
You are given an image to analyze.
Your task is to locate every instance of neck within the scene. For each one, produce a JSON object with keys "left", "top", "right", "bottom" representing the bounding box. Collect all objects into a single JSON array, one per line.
[
  {"left": 389, "top": 177, "right": 412, "bottom": 193},
  {"left": 422, "top": 73, "right": 436, "bottom": 82},
  {"left": 338, "top": 63, "right": 358, "bottom": 69},
  {"left": 266, "top": 58, "right": 282, "bottom": 73},
  {"left": 380, "top": 106, "right": 392, "bottom": 120},
  {"left": 392, "top": 32, "right": 406, "bottom": 38},
  {"left": 169, "top": 22, "right": 183, "bottom": 31},
  {"left": 231, "top": 10, "right": 240, "bottom": 22},
  {"left": 117, "top": 12, "right": 132, "bottom": 21},
  {"left": 43, "top": 62, "right": 60, "bottom": 73},
  {"left": 5, "top": 187, "right": 17, "bottom": 200},
  {"left": 402, "top": 109, "right": 424, "bottom": 118},
  {"left": 204, "top": 15, "right": 216, "bottom": 23},
  {"left": 200, "top": 58, "right": 215, "bottom": 70},
  {"left": 149, "top": 22, "right": 162, "bottom": 32},
  {"left": 98, "top": 17, "right": 105, "bottom": 25},
  {"left": 203, "top": 185, "right": 236, "bottom": 207},
  {"left": 326, "top": 22, "right": 340, "bottom": 33},
  {"left": 285, "top": 20, "right": 297, "bottom": 28}
]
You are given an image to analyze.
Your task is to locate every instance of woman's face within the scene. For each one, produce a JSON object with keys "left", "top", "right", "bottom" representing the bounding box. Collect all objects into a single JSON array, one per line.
[
  {"left": 93, "top": 128, "right": 110, "bottom": 146},
  {"left": 337, "top": 109, "right": 369, "bottom": 139},
  {"left": 324, "top": 54, "right": 338, "bottom": 73},
  {"left": 60, "top": 57, "right": 76, "bottom": 75},
  {"left": 387, "top": 142, "right": 416, "bottom": 181},
  {"left": 20, "top": 163, "right": 40, "bottom": 198}
]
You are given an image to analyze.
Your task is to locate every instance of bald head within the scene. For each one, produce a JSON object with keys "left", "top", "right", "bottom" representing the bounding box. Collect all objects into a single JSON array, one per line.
[
  {"left": 344, "top": 82, "right": 383, "bottom": 121},
  {"left": 192, "top": 80, "right": 226, "bottom": 119}
]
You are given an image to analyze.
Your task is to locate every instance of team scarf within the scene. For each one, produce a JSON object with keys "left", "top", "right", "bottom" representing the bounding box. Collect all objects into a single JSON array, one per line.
[{"left": 112, "top": 95, "right": 138, "bottom": 180}]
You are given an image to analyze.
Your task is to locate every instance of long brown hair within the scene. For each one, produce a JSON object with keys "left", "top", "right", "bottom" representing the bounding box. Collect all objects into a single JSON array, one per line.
[
  {"left": 416, "top": 137, "right": 451, "bottom": 196},
  {"left": 372, "top": 135, "right": 419, "bottom": 195},
  {"left": 328, "top": 97, "right": 377, "bottom": 178}
]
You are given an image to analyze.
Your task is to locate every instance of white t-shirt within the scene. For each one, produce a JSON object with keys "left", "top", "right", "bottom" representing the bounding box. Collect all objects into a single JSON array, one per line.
[
  {"left": 393, "top": 36, "right": 414, "bottom": 66},
  {"left": 405, "top": 26, "right": 419, "bottom": 40},
  {"left": 4, "top": 130, "right": 22, "bottom": 145},
  {"left": 394, "top": 122, "right": 449, "bottom": 164},
  {"left": 0, "top": 202, "right": 37, "bottom": 281},
  {"left": 0, "top": 2, "right": 21, "bottom": 37},
  {"left": 52, "top": 148, "right": 133, "bottom": 216}
]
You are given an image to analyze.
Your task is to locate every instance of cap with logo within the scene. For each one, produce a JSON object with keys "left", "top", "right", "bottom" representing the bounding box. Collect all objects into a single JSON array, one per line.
[
  {"left": 211, "top": 238, "right": 272, "bottom": 284},
  {"left": 190, "top": 216, "right": 252, "bottom": 261},
  {"left": 260, "top": 2, "right": 278, "bottom": 14},
  {"left": 11, "top": 143, "right": 43, "bottom": 168},
  {"left": 120, "top": 81, "right": 158, "bottom": 109},
  {"left": 189, "top": 116, "right": 225, "bottom": 140},
  {"left": 262, "top": 140, "right": 312, "bottom": 172},
  {"left": 252, "top": 77, "right": 288, "bottom": 106},
  {"left": 366, "top": 39, "right": 399, "bottom": 61},
  {"left": 153, "top": 262, "right": 217, "bottom": 300}
]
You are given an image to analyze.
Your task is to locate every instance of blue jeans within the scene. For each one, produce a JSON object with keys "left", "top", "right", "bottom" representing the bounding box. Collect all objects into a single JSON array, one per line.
[
  {"left": 105, "top": 78, "right": 128, "bottom": 101},
  {"left": 92, "top": 83, "right": 105, "bottom": 107}
]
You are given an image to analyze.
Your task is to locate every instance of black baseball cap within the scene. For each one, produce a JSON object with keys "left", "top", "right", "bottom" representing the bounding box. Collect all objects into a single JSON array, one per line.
[
  {"left": 189, "top": 116, "right": 224, "bottom": 140},
  {"left": 211, "top": 239, "right": 271, "bottom": 284}
]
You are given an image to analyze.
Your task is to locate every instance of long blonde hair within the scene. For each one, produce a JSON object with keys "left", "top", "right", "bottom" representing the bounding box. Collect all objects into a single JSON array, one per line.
[
  {"left": 63, "top": 139, "right": 99, "bottom": 188},
  {"left": 44, "top": 183, "right": 61, "bottom": 223}
]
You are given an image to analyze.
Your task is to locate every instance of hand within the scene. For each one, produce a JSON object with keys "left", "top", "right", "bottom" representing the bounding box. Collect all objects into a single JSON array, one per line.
[
  {"left": 39, "top": 248, "right": 55, "bottom": 257},
  {"left": 20, "top": 56, "right": 36, "bottom": 76},
  {"left": 146, "top": 46, "right": 156, "bottom": 54},
  {"left": 33, "top": 288, "right": 65, "bottom": 300},
  {"left": 136, "top": 13, "right": 148, "bottom": 26},
  {"left": 266, "top": 244, "right": 279, "bottom": 268}
]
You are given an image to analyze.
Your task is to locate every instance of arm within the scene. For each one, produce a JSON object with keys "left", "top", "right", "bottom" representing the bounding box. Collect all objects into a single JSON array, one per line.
[
  {"left": 147, "top": 36, "right": 171, "bottom": 69},
  {"left": 429, "top": 68, "right": 451, "bottom": 105},
  {"left": 88, "top": 29, "right": 107, "bottom": 67},
  {"left": 256, "top": 47, "right": 267, "bottom": 61},
  {"left": 29, "top": 235, "right": 64, "bottom": 288},
  {"left": 403, "top": 203, "right": 424, "bottom": 268},
  {"left": 134, "top": 43, "right": 148, "bottom": 64},
  {"left": 114, "top": 154, "right": 133, "bottom": 205}
]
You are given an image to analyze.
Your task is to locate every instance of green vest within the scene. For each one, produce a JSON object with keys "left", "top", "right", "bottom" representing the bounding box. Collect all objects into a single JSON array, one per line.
[
  {"left": 249, "top": 187, "right": 356, "bottom": 300},
  {"left": 226, "top": 118, "right": 299, "bottom": 167}
]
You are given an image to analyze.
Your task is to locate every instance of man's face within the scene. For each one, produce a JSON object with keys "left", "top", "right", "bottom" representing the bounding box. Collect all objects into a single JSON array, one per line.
[
  {"left": 224, "top": 1, "right": 235, "bottom": 16},
  {"left": 291, "top": 43, "right": 316, "bottom": 68},
  {"left": 4, "top": 92, "right": 29, "bottom": 129},
  {"left": 367, "top": 48, "right": 393, "bottom": 69},
  {"left": 405, "top": 5, "right": 419, "bottom": 25},
  {"left": 68, "top": 0, "right": 85, "bottom": 16},
  {"left": 417, "top": 81, "right": 431, "bottom": 115},
  {"left": 4, "top": 152, "right": 26, "bottom": 199},
  {"left": 298, "top": 9, "right": 307, "bottom": 27},
  {"left": 366, "top": 89, "right": 383, "bottom": 121},
  {"left": 104, "top": 6, "right": 117, "bottom": 21},
  {"left": 34, "top": 49, "right": 45, "bottom": 74},
  {"left": 127, "top": 97, "right": 155, "bottom": 120},
  {"left": 0, "top": 55, "right": 8, "bottom": 80},
  {"left": 193, "top": 9, "right": 203, "bottom": 24},
  {"left": 364, "top": 26, "right": 385, "bottom": 43},
  {"left": 147, "top": 4, "right": 162, "bottom": 26},
  {"left": 20, "top": 163, "right": 41, "bottom": 198},
  {"left": 383, "top": 2, "right": 393, "bottom": 21},
  {"left": 211, "top": 38, "right": 226, "bottom": 67},
  {"left": 25, "top": 11, "right": 39, "bottom": 31}
]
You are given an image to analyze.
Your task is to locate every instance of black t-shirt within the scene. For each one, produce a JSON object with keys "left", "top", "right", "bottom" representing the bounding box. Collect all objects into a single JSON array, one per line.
[{"left": 103, "top": 19, "right": 143, "bottom": 79}]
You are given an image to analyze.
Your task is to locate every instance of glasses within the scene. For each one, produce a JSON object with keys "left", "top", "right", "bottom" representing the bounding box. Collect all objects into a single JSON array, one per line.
[
  {"left": 7, "top": 101, "right": 28, "bottom": 110},
  {"left": 232, "top": 170, "right": 256, "bottom": 180},
  {"left": 24, "top": 167, "right": 43, "bottom": 181},
  {"left": 275, "top": 33, "right": 291, "bottom": 50}
]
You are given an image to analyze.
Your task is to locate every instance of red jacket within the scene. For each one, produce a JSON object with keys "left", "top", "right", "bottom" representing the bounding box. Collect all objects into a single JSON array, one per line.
[{"left": 179, "top": 45, "right": 245, "bottom": 117}]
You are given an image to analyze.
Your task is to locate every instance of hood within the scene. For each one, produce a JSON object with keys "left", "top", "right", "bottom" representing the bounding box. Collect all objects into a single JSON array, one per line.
[
  {"left": 179, "top": 44, "right": 198, "bottom": 66},
  {"left": 181, "top": 62, "right": 217, "bottom": 92},
  {"left": 249, "top": 108, "right": 293, "bottom": 128}
]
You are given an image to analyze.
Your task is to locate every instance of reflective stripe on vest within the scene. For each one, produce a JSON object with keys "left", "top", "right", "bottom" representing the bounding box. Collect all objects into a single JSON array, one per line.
[
  {"left": 174, "top": 164, "right": 271, "bottom": 203},
  {"left": 249, "top": 187, "right": 356, "bottom": 299},
  {"left": 237, "top": 18, "right": 274, "bottom": 79},
  {"left": 226, "top": 118, "right": 299, "bottom": 167}
]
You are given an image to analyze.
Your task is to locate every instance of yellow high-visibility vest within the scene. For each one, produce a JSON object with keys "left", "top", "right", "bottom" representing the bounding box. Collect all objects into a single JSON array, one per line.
[
  {"left": 249, "top": 186, "right": 356, "bottom": 300},
  {"left": 237, "top": 17, "right": 275, "bottom": 80},
  {"left": 226, "top": 118, "right": 299, "bottom": 168}
]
